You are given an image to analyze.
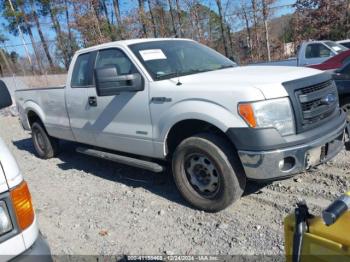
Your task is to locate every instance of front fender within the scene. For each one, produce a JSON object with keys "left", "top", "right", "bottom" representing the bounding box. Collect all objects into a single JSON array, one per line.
[{"left": 156, "top": 99, "right": 247, "bottom": 142}]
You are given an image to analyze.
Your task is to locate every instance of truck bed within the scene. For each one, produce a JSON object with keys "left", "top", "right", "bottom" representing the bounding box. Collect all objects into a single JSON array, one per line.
[
  {"left": 16, "top": 86, "right": 65, "bottom": 92},
  {"left": 15, "top": 86, "right": 74, "bottom": 141}
]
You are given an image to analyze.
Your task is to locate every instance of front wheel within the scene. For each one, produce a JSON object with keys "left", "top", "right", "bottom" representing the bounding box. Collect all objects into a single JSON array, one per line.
[
  {"left": 32, "top": 122, "right": 59, "bottom": 159},
  {"left": 341, "top": 102, "right": 350, "bottom": 122},
  {"left": 172, "top": 133, "right": 246, "bottom": 212}
]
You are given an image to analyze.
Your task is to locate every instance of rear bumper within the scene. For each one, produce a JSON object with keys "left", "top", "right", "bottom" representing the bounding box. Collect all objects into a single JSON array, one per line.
[
  {"left": 11, "top": 233, "right": 52, "bottom": 262},
  {"left": 236, "top": 115, "right": 346, "bottom": 181}
]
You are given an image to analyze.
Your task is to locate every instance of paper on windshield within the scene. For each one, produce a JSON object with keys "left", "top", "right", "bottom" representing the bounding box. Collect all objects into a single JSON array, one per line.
[
  {"left": 332, "top": 46, "right": 341, "bottom": 52},
  {"left": 139, "top": 49, "right": 167, "bottom": 61}
]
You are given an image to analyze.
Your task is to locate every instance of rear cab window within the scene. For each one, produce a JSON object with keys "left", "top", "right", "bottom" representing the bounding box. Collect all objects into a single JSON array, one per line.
[
  {"left": 305, "top": 43, "right": 331, "bottom": 58},
  {"left": 71, "top": 52, "right": 95, "bottom": 87}
]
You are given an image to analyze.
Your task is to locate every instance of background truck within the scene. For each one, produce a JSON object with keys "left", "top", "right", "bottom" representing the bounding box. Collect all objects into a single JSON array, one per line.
[
  {"left": 332, "top": 62, "right": 350, "bottom": 121},
  {"left": 254, "top": 40, "right": 347, "bottom": 67},
  {"left": 15, "top": 38, "right": 346, "bottom": 212},
  {"left": 337, "top": 39, "right": 350, "bottom": 49},
  {"left": 0, "top": 81, "right": 51, "bottom": 261}
]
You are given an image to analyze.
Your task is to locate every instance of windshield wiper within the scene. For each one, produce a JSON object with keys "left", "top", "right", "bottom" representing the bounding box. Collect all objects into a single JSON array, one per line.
[
  {"left": 155, "top": 72, "right": 179, "bottom": 80},
  {"left": 217, "top": 65, "right": 235, "bottom": 69},
  {"left": 182, "top": 68, "right": 215, "bottom": 75},
  {"left": 155, "top": 66, "right": 234, "bottom": 80},
  {"left": 156, "top": 69, "right": 201, "bottom": 80}
]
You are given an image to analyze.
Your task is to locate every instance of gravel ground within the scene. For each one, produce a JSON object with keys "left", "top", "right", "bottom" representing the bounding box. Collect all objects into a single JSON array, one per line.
[{"left": 0, "top": 115, "right": 349, "bottom": 256}]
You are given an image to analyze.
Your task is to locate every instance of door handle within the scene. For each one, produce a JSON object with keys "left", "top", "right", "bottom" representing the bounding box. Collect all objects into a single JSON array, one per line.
[{"left": 88, "top": 96, "right": 97, "bottom": 107}]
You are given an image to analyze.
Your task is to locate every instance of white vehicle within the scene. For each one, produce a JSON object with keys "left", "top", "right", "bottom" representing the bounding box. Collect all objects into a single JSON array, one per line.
[
  {"left": 255, "top": 40, "right": 348, "bottom": 67},
  {"left": 16, "top": 38, "right": 347, "bottom": 212},
  {"left": 337, "top": 39, "right": 350, "bottom": 49},
  {"left": 0, "top": 81, "right": 51, "bottom": 261}
]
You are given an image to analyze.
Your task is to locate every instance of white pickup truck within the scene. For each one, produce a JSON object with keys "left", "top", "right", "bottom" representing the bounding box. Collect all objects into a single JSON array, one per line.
[
  {"left": 0, "top": 81, "right": 51, "bottom": 261},
  {"left": 256, "top": 40, "right": 347, "bottom": 67},
  {"left": 16, "top": 38, "right": 347, "bottom": 212}
]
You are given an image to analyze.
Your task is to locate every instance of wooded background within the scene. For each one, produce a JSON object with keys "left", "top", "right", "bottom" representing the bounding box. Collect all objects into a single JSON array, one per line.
[{"left": 0, "top": 0, "right": 350, "bottom": 78}]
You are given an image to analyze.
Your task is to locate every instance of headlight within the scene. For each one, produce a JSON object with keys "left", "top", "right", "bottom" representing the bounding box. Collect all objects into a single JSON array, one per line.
[
  {"left": 238, "top": 97, "right": 295, "bottom": 136},
  {"left": 0, "top": 201, "right": 12, "bottom": 235}
]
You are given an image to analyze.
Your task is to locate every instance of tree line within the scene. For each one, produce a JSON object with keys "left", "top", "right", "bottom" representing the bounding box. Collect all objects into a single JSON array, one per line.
[{"left": 0, "top": 0, "right": 349, "bottom": 77}]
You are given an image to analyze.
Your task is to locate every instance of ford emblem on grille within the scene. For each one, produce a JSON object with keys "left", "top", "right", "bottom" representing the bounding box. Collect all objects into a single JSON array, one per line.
[{"left": 321, "top": 93, "right": 336, "bottom": 105}]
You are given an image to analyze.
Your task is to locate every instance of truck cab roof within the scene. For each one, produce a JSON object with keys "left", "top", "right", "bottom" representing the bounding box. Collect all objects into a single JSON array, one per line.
[{"left": 76, "top": 38, "right": 194, "bottom": 55}]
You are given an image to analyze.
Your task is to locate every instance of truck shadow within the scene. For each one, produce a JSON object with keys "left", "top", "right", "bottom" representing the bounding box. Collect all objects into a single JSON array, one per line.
[{"left": 12, "top": 138, "right": 267, "bottom": 210}]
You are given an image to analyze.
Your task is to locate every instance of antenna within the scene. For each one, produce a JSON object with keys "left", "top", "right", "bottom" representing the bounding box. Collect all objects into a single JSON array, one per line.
[{"left": 176, "top": 70, "right": 182, "bottom": 86}]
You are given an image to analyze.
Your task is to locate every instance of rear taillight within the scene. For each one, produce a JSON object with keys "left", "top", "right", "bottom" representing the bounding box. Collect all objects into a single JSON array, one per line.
[{"left": 10, "top": 181, "right": 34, "bottom": 230}]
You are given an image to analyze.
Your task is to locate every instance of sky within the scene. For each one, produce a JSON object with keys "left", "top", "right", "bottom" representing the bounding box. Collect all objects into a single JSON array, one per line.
[{"left": 0, "top": 0, "right": 296, "bottom": 57}]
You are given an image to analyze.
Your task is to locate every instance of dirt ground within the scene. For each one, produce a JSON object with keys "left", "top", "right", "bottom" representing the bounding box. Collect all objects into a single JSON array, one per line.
[{"left": 0, "top": 115, "right": 349, "bottom": 256}]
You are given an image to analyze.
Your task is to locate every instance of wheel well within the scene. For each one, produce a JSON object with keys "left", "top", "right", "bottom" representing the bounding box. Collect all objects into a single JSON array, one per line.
[
  {"left": 340, "top": 95, "right": 350, "bottom": 106},
  {"left": 166, "top": 119, "right": 234, "bottom": 156},
  {"left": 27, "top": 110, "right": 42, "bottom": 127}
]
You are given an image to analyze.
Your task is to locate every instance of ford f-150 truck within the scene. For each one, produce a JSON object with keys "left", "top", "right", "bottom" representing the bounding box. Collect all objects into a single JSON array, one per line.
[
  {"left": 15, "top": 38, "right": 347, "bottom": 212},
  {"left": 255, "top": 40, "right": 347, "bottom": 67},
  {"left": 0, "top": 81, "right": 51, "bottom": 261}
]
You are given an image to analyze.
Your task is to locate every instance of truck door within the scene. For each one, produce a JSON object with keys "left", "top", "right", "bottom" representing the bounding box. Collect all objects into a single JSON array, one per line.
[
  {"left": 66, "top": 51, "right": 97, "bottom": 145},
  {"left": 302, "top": 43, "right": 334, "bottom": 66},
  {"left": 86, "top": 48, "right": 154, "bottom": 157}
]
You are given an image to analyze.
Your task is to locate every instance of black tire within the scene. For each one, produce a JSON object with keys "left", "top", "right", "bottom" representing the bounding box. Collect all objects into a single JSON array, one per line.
[
  {"left": 31, "top": 122, "right": 59, "bottom": 159},
  {"left": 341, "top": 98, "right": 350, "bottom": 122},
  {"left": 172, "top": 133, "right": 246, "bottom": 212}
]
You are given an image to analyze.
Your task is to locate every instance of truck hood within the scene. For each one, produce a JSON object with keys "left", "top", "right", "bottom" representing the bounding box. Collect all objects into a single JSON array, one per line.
[
  {"left": 176, "top": 66, "right": 323, "bottom": 99},
  {"left": 0, "top": 138, "right": 22, "bottom": 192}
]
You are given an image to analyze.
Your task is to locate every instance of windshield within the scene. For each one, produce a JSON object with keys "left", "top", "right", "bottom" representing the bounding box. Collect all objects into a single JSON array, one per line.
[
  {"left": 129, "top": 40, "right": 236, "bottom": 81},
  {"left": 325, "top": 41, "right": 348, "bottom": 54}
]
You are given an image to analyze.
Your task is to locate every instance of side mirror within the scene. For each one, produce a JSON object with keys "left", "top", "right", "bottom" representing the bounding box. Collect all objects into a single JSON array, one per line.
[
  {"left": 333, "top": 71, "right": 346, "bottom": 80},
  {"left": 94, "top": 65, "right": 144, "bottom": 97},
  {"left": 0, "top": 80, "right": 12, "bottom": 110}
]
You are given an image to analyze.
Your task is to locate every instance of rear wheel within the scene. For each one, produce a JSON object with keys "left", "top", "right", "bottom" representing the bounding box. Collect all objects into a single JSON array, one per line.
[
  {"left": 31, "top": 122, "right": 59, "bottom": 159},
  {"left": 172, "top": 133, "right": 246, "bottom": 212}
]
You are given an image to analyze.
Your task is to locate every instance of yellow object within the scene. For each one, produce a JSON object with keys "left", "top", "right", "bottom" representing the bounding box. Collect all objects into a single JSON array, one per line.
[
  {"left": 10, "top": 181, "right": 34, "bottom": 230},
  {"left": 345, "top": 191, "right": 350, "bottom": 197},
  {"left": 238, "top": 103, "right": 257, "bottom": 128},
  {"left": 284, "top": 212, "right": 350, "bottom": 262}
]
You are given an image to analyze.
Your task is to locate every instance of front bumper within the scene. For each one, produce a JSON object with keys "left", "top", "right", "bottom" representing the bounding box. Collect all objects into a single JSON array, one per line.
[
  {"left": 11, "top": 233, "right": 52, "bottom": 262},
  {"left": 238, "top": 120, "right": 346, "bottom": 181}
]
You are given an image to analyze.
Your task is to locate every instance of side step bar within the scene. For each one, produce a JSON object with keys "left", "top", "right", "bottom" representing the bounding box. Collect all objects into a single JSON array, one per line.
[{"left": 76, "top": 147, "right": 164, "bottom": 173}]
